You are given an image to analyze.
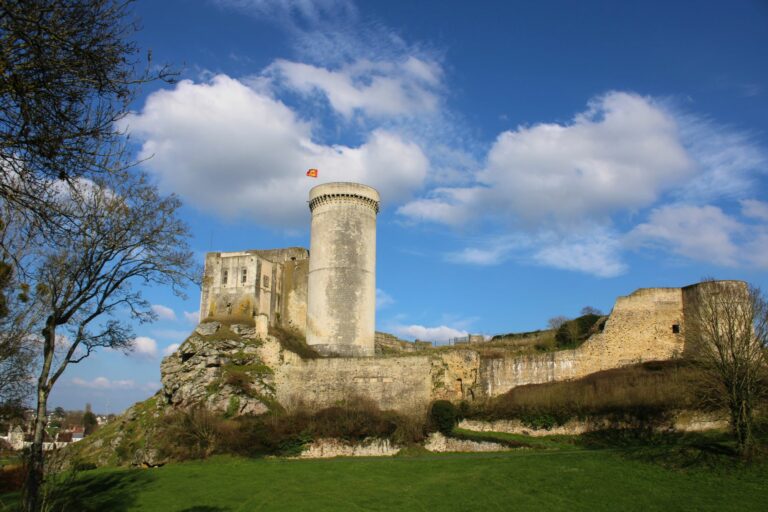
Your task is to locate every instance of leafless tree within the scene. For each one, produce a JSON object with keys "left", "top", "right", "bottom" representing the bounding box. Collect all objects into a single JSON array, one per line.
[
  {"left": 547, "top": 316, "right": 569, "bottom": 330},
  {"left": 0, "top": 207, "right": 43, "bottom": 407},
  {"left": 580, "top": 306, "right": 603, "bottom": 316},
  {"left": 685, "top": 280, "right": 768, "bottom": 458},
  {"left": 21, "top": 174, "right": 194, "bottom": 511},
  {"left": 0, "top": 0, "right": 174, "bottom": 227}
]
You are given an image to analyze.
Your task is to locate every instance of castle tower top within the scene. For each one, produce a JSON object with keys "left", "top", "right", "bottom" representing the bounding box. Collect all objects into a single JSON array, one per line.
[{"left": 308, "top": 182, "right": 380, "bottom": 214}]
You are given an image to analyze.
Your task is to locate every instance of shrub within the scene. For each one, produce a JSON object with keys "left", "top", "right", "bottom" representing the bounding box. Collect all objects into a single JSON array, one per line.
[
  {"left": 555, "top": 314, "right": 601, "bottom": 348},
  {"left": 430, "top": 400, "right": 458, "bottom": 435},
  {"left": 156, "top": 407, "right": 227, "bottom": 461},
  {"left": 0, "top": 463, "right": 25, "bottom": 493},
  {"left": 269, "top": 325, "right": 320, "bottom": 359}
]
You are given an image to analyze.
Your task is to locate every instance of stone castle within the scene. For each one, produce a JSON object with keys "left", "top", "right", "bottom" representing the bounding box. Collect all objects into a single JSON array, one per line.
[{"left": 164, "top": 182, "right": 744, "bottom": 417}]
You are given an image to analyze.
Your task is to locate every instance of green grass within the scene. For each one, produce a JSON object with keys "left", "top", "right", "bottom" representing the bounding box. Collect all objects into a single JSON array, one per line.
[{"left": 2, "top": 433, "right": 767, "bottom": 511}]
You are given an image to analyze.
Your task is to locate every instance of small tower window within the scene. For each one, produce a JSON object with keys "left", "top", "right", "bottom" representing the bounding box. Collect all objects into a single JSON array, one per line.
[
  {"left": 241, "top": 268, "right": 247, "bottom": 284},
  {"left": 221, "top": 270, "right": 228, "bottom": 285},
  {"left": 672, "top": 324, "right": 680, "bottom": 334},
  {"left": 263, "top": 275, "right": 270, "bottom": 288}
]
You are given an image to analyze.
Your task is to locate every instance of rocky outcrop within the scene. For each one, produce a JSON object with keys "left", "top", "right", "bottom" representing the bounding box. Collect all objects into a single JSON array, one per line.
[
  {"left": 458, "top": 411, "right": 729, "bottom": 436},
  {"left": 298, "top": 438, "right": 400, "bottom": 458},
  {"left": 160, "top": 322, "right": 277, "bottom": 416},
  {"left": 424, "top": 432, "right": 509, "bottom": 453}
]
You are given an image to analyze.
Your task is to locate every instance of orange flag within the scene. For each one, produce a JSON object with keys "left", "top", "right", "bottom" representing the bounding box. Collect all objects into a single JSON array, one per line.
[{"left": 306, "top": 168, "right": 318, "bottom": 178}]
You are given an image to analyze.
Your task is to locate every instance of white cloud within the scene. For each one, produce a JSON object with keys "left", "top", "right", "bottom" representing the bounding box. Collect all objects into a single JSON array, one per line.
[
  {"left": 72, "top": 377, "right": 136, "bottom": 390},
  {"left": 532, "top": 232, "right": 627, "bottom": 278},
  {"left": 627, "top": 204, "right": 745, "bottom": 267},
  {"left": 375, "top": 289, "right": 394, "bottom": 310},
  {"left": 393, "top": 324, "right": 468, "bottom": 343},
  {"left": 445, "top": 231, "right": 625, "bottom": 277},
  {"left": 124, "top": 75, "right": 429, "bottom": 227},
  {"left": 674, "top": 114, "right": 767, "bottom": 202},
  {"left": 163, "top": 344, "right": 180, "bottom": 357},
  {"left": 131, "top": 336, "right": 158, "bottom": 359},
  {"left": 151, "top": 304, "right": 176, "bottom": 321},
  {"left": 445, "top": 245, "right": 511, "bottom": 266},
  {"left": 268, "top": 57, "right": 442, "bottom": 119},
  {"left": 741, "top": 199, "right": 768, "bottom": 222},
  {"left": 183, "top": 310, "right": 200, "bottom": 323},
  {"left": 399, "top": 91, "right": 694, "bottom": 227},
  {"left": 215, "top": 0, "right": 355, "bottom": 24}
]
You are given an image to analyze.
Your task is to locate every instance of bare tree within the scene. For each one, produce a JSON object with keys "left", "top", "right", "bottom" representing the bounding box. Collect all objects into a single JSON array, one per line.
[
  {"left": 0, "top": 209, "right": 43, "bottom": 406},
  {"left": 580, "top": 306, "right": 603, "bottom": 316},
  {"left": 0, "top": 0, "right": 173, "bottom": 225},
  {"left": 21, "top": 174, "right": 193, "bottom": 511},
  {"left": 547, "top": 316, "right": 569, "bottom": 330},
  {"left": 685, "top": 280, "right": 768, "bottom": 458}
]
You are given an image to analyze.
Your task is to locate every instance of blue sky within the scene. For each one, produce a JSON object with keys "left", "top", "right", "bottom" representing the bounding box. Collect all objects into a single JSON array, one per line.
[{"left": 50, "top": 0, "right": 768, "bottom": 412}]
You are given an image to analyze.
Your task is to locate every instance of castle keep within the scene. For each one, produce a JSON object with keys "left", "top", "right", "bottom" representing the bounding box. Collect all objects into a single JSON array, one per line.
[{"left": 176, "top": 182, "right": 746, "bottom": 416}]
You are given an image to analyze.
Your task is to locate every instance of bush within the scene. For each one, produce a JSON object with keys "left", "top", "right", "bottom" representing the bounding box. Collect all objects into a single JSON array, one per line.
[
  {"left": 0, "top": 463, "right": 25, "bottom": 493},
  {"left": 555, "top": 314, "right": 601, "bottom": 348},
  {"left": 430, "top": 400, "right": 458, "bottom": 435},
  {"left": 156, "top": 407, "right": 227, "bottom": 461},
  {"left": 158, "top": 398, "right": 427, "bottom": 462}
]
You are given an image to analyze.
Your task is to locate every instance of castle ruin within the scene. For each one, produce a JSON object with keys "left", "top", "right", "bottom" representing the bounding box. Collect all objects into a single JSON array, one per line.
[{"left": 177, "top": 182, "right": 746, "bottom": 416}]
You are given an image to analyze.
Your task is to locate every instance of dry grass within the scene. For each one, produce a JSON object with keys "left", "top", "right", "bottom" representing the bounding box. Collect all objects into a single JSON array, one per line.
[{"left": 470, "top": 361, "right": 704, "bottom": 424}]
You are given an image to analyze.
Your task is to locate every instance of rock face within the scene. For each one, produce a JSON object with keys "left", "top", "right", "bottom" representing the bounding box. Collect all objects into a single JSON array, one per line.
[
  {"left": 424, "top": 432, "right": 509, "bottom": 453},
  {"left": 160, "top": 322, "right": 275, "bottom": 416},
  {"left": 298, "top": 438, "right": 400, "bottom": 458}
]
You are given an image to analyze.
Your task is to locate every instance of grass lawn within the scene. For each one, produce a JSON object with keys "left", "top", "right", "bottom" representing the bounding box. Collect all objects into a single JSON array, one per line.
[{"left": 2, "top": 432, "right": 767, "bottom": 512}]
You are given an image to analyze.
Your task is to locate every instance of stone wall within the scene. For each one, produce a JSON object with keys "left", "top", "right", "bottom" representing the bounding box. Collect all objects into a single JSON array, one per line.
[
  {"left": 273, "top": 353, "right": 434, "bottom": 416},
  {"left": 474, "top": 287, "right": 686, "bottom": 398},
  {"left": 199, "top": 247, "right": 309, "bottom": 331}
]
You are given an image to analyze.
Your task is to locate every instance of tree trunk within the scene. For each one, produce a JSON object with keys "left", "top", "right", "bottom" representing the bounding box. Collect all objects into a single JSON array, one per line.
[
  {"left": 22, "top": 318, "right": 56, "bottom": 512},
  {"left": 22, "top": 387, "right": 48, "bottom": 512}
]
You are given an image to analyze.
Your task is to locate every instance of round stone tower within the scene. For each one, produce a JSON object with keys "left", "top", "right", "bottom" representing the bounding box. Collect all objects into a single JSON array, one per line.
[{"left": 306, "top": 182, "right": 380, "bottom": 357}]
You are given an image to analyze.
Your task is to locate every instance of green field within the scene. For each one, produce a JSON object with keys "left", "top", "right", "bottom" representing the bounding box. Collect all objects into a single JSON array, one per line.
[{"left": 2, "top": 433, "right": 766, "bottom": 512}]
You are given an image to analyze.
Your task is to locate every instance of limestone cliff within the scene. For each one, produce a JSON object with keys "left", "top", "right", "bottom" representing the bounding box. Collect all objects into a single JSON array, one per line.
[{"left": 160, "top": 322, "right": 278, "bottom": 416}]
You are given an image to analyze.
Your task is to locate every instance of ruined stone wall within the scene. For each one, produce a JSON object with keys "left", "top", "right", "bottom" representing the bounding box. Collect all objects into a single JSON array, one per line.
[
  {"left": 274, "top": 354, "right": 434, "bottom": 416},
  {"left": 475, "top": 287, "right": 686, "bottom": 398},
  {"left": 281, "top": 258, "right": 309, "bottom": 334},
  {"left": 199, "top": 248, "right": 308, "bottom": 329}
]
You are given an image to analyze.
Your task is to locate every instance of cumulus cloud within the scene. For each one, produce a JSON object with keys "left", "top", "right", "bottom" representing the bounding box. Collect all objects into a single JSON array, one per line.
[
  {"left": 124, "top": 75, "right": 429, "bottom": 227},
  {"left": 400, "top": 91, "right": 768, "bottom": 276},
  {"left": 163, "top": 343, "right": 180, "bottom": 357},
  {"left": 399, "top": 91, "right": 694, "bottom": 227},
  {"left": 393, "top": 324, "right": 468, "bottom": 343},
  {"left": 268, "top": 57, "right": 442, "bottom": 119},
  {"left": 72, "top": 377, "right": 136, "bottom": 390},
  {"left": 130, "top": 337, "right": 158, "bottom": 359},
  {"left": 626, "top": 203, "right": 768, "bottom": 268},
  {"left": 151, "top": 304, "right": 176, "bottom": 321}
]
